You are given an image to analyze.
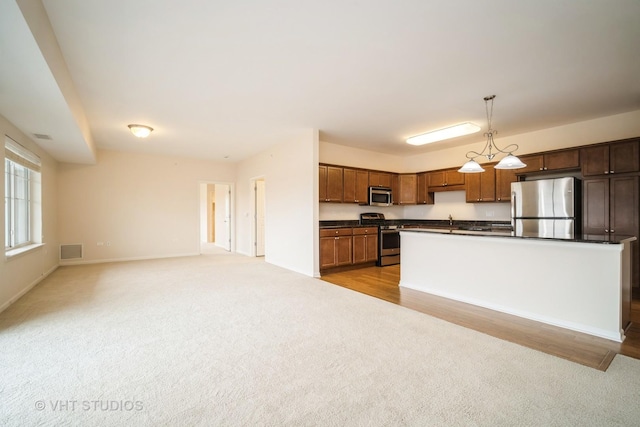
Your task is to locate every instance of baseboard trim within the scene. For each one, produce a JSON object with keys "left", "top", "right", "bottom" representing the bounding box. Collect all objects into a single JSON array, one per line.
[
  {"left": 59, "top": 252, "right": 201, "bottom": 266},
  {"left": 0, "top": 263, "right": 59, "bottom": 315}
]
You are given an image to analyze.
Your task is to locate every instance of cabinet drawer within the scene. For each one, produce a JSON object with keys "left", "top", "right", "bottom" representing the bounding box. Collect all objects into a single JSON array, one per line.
[
  {"left": 352, "top": 227, "right": 378, "bottom": 235},
  {"left": 320, "top": 228, "right": 353, "bottom": 237}
]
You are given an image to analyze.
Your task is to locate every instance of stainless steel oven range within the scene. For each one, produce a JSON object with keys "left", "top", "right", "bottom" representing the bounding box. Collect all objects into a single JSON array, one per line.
[{"left": 359, "top": 212, "right": 400, "bottom": 267}]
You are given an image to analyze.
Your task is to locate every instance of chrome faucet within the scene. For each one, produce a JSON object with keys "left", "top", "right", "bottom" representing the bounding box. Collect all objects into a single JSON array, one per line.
[{"left": 448, "top": 214, "right": 453, "bottom": 227}]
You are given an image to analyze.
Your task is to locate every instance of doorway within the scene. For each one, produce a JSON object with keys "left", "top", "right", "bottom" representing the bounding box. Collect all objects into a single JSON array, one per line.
[{"left": 199, "top": 182, "right": 232, "bottom": 253}]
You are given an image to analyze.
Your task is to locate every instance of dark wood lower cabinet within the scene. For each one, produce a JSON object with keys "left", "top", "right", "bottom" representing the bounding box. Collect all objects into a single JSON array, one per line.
[
  {"left": 353, "top": 232, "right": 378, "bottom": 264},
  {"left": 320, "top": 227, "right": 378, "bottom": 271}
]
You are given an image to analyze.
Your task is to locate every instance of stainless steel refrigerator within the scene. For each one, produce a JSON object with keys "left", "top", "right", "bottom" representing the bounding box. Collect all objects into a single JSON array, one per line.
[{"left": 511, "top": 177, "right": 581, "bottom": 238}]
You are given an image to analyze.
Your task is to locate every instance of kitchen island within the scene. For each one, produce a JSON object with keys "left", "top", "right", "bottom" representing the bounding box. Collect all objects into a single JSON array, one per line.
[{"left": 399, "top": 229, "right": 635, "bottom": 342}]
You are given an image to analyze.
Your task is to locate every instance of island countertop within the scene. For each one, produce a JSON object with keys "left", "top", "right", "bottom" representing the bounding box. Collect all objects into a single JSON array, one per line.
[{"left": 400, "top": 227, "right": 636, "bottom": 245}]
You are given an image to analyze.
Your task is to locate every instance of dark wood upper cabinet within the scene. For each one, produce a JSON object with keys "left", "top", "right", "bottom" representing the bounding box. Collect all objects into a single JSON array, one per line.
[
  {"left": 495, "top": 168, "right": 517, "bottom": 202},
  {"left": 581, "top": 140, "right": 640, "bottom": 177},
  {"left": 517, "top": 149, "right": 579, "bottom": 173},
  {"left": 369, "top": 171, "right": 392, "bottom": 188},
  {"left": 416, "top": 172, "right": 434, "bottom": 204},
  {"left": 319, "top": 165, "right": 343, "bottom": 202},
  {"left": 543, "top": 149, "right": 580, "bottom": 171},
  {"left": 465, "top": 164, "right": 496, "bottom": 202},
  {"left": 428, "top": 168, "right": 465, "bottom": 191},
  {"left": 398, "top": 174, "right": 418, "bottom": 204},
  {"left": 343, "top": 168, "right": 369, "bottom": 204}
]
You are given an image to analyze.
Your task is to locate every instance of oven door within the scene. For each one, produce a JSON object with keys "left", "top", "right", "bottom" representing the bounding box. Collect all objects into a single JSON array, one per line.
[{"left": 380, "top": 229, "right": 400, "bottom": 256}]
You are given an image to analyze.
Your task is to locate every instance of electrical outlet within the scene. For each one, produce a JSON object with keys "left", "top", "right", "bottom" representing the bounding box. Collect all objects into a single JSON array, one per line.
[
  {"left": 97, "top": 242, "right": 104, "bottom": 246},
  {"left": 486, "top": 211, "right": 495, "bottom": 217},
  {"left": 106, "top": 241, "right": 111, "bottom": 246}
]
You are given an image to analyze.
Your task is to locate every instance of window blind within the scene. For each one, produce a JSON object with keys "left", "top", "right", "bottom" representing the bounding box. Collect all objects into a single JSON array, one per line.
[{"left": 5, "top": 136, "right": 41, "bottom": 172}]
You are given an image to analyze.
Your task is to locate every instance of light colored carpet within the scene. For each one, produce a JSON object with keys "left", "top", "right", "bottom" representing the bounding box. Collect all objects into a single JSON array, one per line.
[{"left": 1, "top": 253, "right": 640, "bottom": 426}]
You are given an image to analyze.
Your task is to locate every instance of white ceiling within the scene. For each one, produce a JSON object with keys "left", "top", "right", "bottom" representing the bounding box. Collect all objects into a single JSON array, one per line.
[{"left": 2, "top": 0, "right": 640, "bottom": 164}]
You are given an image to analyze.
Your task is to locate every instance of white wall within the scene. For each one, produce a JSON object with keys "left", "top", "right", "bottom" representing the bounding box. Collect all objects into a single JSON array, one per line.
[
  {"left": 236, "top": 129, "right": 319, "bottom": 276},
  {"left": 320, "top": 141, "right": 405, "bottom": 172},
  {"left": 0, "top": 114, "right": 59, "bottom": 312},
  {"left": 57, "top": 149, "right": 235, "bottom": 263}
]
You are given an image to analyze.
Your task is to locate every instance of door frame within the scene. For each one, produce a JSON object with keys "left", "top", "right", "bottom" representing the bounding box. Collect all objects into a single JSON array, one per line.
[
  {"left": 198, "top": 181, "right": 235, "bottom": 253},
  {"left": 250, "top": 176, "right": 266, "bottom": 257}
]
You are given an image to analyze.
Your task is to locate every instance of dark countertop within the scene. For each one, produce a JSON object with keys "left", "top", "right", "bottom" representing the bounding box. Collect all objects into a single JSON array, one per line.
[
  {"left": 319, "top": 219, "right": 636, "bottom": 244},
  {"left": 319, "top": 219, "right": 512, "bottom": 231},
  {"left": 400, "top": 227, "right": 637, "bottom": 245}
]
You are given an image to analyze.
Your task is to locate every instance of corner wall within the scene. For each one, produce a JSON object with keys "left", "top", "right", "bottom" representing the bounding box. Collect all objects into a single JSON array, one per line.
[
  {"left": 0, "top": 114, "right": 59, "bottom": 313},
  {"left": 236, "top": 130, "right": 319, "bottom": 276}
]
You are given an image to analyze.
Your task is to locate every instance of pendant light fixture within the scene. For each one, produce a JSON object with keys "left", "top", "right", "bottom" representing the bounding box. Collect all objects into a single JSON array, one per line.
[
  {"left": 128, "top": 124, "right": 154, "bottom": 138},
  {"left": 458, "top": 95, "right": 526, "bottom": 173}
]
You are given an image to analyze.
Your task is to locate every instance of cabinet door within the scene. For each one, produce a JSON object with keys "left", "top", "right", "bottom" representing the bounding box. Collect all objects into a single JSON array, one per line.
[
  {"left": 479, "top": 165, "right": 496, "bottom": 202},
  {"left": 343, "top": 168, "right": 368, "bottom": 203},
  {"left": 495, "top": 169, "right": 517, "bottom": 202},
  {"left": 428, "top": 170, "right": 445, "bottom": 188},
  {"left": 335, "top": 236, "right": 353, "bottom": 266},
  {"left": 465, "top": 173, "right": 481, "bottom": 202},
  {"left": 609, "top": 140, "right": 640, "bottom": 174},
  {"left": 416, "top": 172, "right": 433, "bottom": 204},
  {"left": 581, "top": 145, "right": 609, "bottom": 177},
  {"left": 370, "top": 171, "right": 392, "bottom": 188},
  {"left": 391, "top": 173, "right": 400, "bottom": 204},
  {"left": 319, "top": 165, "right": 327, "bottom": 202},
  {"left": 465, "top": 166, "right": 495, "bottom": 202},
  {"left": 326, "top": 166, "right": 343, "bottom": 202},
  {"left": 342, "top": 168, "right": 357, "bottom": 203},
  {"left": 355, "top": 170, "right": 369, "bottom": 203},
  {"left": 445, "top": 169, "right": 466, "bottom": 186},
  {"left": 543, "top": 149, "right": 580, "bottom": 171},
  {"left": 352, "top": 235, "right": 366, "bottom": 264},
  {"left": 398, "top": 174, "right": 418, "bottom": 204},
  {"left": 582, "top": 178, "right": 609, "bottom": 234},
  {"left": 518, "top": 154, "right": 544, "bottom": 173},
  {"left": 610, "top": 176, "right": 639, "bottom": 236},
  {"left": 319, "top": 237, "right": 337, "bottom": 269},
  {"left": 366, "top": 234, "right": 378, "bottom": 262}
]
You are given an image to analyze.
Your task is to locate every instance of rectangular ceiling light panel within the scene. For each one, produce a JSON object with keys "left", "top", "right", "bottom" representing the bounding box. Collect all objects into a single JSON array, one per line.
[{"left": 406, "top": 122, "right": 481, "bottom": 146}]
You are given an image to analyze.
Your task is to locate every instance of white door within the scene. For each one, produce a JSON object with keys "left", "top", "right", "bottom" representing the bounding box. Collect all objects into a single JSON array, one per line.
[
  {"left": 255, "top": 180, "right": 265, "bottom": 256},
  {"left": 214, "top": 184, "right": 231, "bottom": 251}
]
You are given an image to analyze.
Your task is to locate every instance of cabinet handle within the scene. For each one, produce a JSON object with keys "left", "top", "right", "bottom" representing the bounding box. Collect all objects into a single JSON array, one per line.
[
  {"left": 544, "top": 167, "right": 548, "bottom": 170},
  {"left": 604, "top": 171, "right": 608, "bottom": 174},
  {"left": 605, "top": 229, "right": 609, "bottom": 233},
  {"left": 610, "top": 170, "right": 614, "bottom": 174},
  {"left": 539, "top": 167, "right": 544, "bottom": 171},
  {"left": 611, "top": 229, "right": 615, "bottom": 233}
]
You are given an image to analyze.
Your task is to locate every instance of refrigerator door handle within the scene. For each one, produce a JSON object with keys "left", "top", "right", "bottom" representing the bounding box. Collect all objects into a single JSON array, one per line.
[{"left": 511, "top": 191, "right": 517, "bottom": 232}]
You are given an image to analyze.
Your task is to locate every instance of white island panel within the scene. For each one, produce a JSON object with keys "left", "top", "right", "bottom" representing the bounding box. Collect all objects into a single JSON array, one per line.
[{"left": 399, "top": 231, "right": 631, "bottom": 342}]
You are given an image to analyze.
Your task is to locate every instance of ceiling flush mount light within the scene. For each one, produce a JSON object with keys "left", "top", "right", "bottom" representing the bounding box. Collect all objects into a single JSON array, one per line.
[
  {"left": 406, "top": 122, "right": 480, "bottom": 146},
  {"left": 458, "top": 95, "right": 526, "bottom": 173},
  {"left": 128, "top": 124, "right": 153, "bottom": 138}
]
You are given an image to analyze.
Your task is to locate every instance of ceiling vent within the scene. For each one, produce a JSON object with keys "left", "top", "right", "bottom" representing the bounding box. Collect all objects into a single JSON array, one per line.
[{"left": 33, "top": 133, "right": 52, "bottom": 140}]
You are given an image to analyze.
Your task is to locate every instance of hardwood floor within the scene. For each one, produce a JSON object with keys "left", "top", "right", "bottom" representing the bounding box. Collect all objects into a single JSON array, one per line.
[{"left": 320, "top": 264, "right": 640, "bottom": 371}]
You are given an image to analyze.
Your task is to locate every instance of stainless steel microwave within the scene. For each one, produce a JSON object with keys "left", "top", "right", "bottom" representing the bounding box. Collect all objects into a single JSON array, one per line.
[{"left": 369, "top": 186, "right": 393, "bottom": 206}]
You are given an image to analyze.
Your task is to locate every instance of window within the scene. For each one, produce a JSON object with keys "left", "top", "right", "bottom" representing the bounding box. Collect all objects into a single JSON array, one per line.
[{"left": 4, "top": 136, "right": 41, "bottom": 252}]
